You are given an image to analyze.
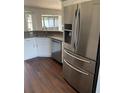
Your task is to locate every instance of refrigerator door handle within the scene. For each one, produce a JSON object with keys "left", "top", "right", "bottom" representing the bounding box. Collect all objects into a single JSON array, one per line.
[
  {"left": 75, "top": 9, "right": 80, "bottom": 51},
  {"left": 64, "top": 49, "right": 90, "bottom": 63},
  {"left": 64, "top": 59, "right": 89, "bottom": 75},
  {"left": 72, "top": 7, "right": 78, "bottom": 49},
  {"left": 74, "top": 8, "right": 78, "bottom": 50}
]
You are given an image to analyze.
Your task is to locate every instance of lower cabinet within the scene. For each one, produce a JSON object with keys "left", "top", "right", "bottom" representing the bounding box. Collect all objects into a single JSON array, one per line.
[
  {"left": 24, "top": 38, "right": 37, "bottom": 60},
  {"left": 24, "top": 37, "right": 51, "bottom": 60},
  {"left": 36, "top": 38, "right": 51, "bottom": 57}
]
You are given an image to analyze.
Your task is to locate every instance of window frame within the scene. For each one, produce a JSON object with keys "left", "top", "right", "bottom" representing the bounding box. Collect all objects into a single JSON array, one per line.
[
  {"left": 41, "top": 15, "right": 62, "bottom": 31},
  {"left": 24, "top": 11, "right": 33, "bottom": 31}
]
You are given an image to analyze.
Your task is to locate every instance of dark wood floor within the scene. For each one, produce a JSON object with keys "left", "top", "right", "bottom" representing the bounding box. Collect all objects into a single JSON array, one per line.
[{"left": 24, "top": 57, "right": 78, "bottom": 93}]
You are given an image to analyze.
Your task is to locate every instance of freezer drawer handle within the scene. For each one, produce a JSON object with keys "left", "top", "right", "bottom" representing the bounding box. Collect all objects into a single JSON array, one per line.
[
  {"left": 64, "top": 59, "right": 88, "bottom": 75},
  {"left": 64, "top": 50, "right": 90, "bottom": 63}
]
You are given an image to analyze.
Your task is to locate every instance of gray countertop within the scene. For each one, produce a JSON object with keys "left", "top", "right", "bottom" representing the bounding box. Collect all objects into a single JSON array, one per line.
[
  {"left": 24, "top": 31, "right": 63, "bottom": 41},
  {"left": 49, "top": 36, "right": 63, "bottom": 42}
]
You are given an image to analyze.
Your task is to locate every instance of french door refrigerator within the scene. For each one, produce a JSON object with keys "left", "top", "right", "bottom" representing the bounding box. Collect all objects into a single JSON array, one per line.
[{"left": 63, "top": 1, "right": 100, "bottom": 93}]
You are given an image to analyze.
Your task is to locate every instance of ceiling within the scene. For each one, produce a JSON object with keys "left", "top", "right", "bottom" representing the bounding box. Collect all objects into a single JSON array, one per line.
[{"left": 24, "top": 0, "right": 63, "bottom": 10}]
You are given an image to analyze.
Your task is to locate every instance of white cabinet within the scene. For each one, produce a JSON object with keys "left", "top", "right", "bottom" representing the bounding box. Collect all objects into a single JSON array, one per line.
[
  {"left": 24, "top": 38, "right": 37, "bottom": 60},
  {"left": 24, "top": 37, "right": 51, "bottom": 60},
  {"left": 36, "top": 38, "right": 51, "bottom": 57}
]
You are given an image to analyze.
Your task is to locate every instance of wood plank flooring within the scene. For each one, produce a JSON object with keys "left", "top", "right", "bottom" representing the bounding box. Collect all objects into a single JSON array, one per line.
[{"left": 24, "top": 57, "right": 78, "bottom": 93}]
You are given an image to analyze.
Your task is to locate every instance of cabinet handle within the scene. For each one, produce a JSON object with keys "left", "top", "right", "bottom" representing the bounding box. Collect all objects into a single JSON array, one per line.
[{"left": 64, "top": 59, "right": 88, "bottom": 75}]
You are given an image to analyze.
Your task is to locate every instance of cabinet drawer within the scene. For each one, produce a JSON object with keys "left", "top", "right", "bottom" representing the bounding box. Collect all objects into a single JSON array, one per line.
[
  {"left": 63, "top": 60, "right": 94, "bottom": 93},
  {"left": 63, "top": 49, "right": 96, "bottom": 74}
]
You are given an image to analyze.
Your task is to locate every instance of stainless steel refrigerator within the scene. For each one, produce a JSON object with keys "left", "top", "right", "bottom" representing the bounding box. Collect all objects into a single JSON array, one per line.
[{"left": 63, "top": 1, "right": 100, "bottom": 93}]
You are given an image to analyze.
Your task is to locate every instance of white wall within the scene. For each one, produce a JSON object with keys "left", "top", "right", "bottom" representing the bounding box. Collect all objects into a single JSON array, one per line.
[{"left": 24, "top": 6, "right": 62, "bottom": 31}]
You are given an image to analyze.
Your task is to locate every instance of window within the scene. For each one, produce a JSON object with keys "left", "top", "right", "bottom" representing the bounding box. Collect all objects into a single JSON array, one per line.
[
  {"left": 42, "top": 15, "right": 62, "bottom": 31},
  {"left": 25, "top": 12, "right": 33, "bottom": 31}
]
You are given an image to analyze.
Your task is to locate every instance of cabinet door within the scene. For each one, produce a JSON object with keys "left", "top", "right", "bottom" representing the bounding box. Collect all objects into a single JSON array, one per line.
[
  {"left": 24, "top": 38, "right": 37, "bottom": 60},
  {"left": 64, "top": 4, "right": 77, "bottom": 24},
  {"left": 36, "top": 38, "right": 51, "bottom": 57}
]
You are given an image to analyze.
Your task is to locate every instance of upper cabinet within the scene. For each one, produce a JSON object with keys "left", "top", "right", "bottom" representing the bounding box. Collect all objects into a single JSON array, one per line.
[
  {"left": 63, "top": 4, "right": 77, "bottom": 24},
  {"left": 24, "top": 6, "right": 63, "bottom": 32}
]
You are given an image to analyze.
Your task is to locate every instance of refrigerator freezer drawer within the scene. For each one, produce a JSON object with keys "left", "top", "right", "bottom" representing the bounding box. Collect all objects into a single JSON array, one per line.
[
  {"left": 63, "top": 49, "right": 96, "bottom": 74},
  {"left": 63, "top": 60, "right": 94, "bottom": 93}
]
